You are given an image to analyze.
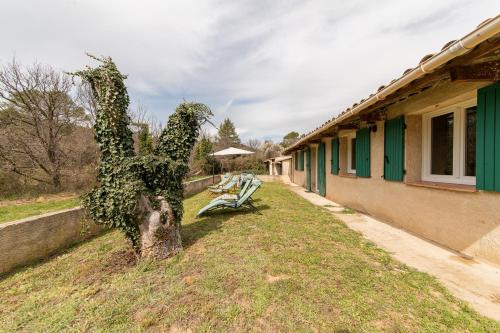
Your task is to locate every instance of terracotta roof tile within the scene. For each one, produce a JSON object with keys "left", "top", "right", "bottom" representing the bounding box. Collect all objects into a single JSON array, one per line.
[
  {"left": 441, "top": 40, "right": 456, "bottom": 51},
  {"left": 419, "top": 53, "right": 435, "bottom": 64}
]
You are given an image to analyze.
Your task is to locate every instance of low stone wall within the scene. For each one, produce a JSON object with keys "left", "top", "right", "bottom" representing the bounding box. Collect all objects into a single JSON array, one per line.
[
  {"left": 0, "top": 175, "right": 220, "bottom": 275},
  {"left": 184, "top": 175, "right": 220, "bottom": 197},
  {"left": 0, "top": 207, "right": 98, "bottom": 275}
]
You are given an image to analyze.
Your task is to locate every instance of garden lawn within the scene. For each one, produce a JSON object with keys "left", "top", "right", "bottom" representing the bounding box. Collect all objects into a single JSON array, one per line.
[
  {"left": 0, "top": 182, "right": 498, "bottom": 332},
  {"left": 0, "top": 197, "right": 79, "bottom": 224}
]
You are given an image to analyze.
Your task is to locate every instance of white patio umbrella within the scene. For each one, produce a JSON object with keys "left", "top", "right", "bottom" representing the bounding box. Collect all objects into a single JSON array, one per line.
[
  {"left": 211, "top": 147, "right": 255, "bottom": 178},
  {"left": 213, "top": 147, "right": 255, "bottom": 156}
]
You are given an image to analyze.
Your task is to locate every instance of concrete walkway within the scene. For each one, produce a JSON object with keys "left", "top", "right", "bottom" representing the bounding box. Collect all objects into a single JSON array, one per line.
[{"left": 285, "top": 182, "right": 500, "bottom": 321}]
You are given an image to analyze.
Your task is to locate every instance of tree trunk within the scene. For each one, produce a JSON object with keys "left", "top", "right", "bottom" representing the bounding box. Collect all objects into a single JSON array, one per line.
[
  {"left": 137, "top": 195, "right": 182, "bottom": 259},
  {"left": 52, "top": 171, "right": 61, "bottom": 189}
]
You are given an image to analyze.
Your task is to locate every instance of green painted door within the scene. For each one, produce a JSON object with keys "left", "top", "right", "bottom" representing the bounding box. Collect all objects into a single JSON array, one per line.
[
  {"left": 318, "top": 142, "right": 326, "bottom": 196},
  {"left": 306, "top": 148, "right": 312, "bottom": 191}
]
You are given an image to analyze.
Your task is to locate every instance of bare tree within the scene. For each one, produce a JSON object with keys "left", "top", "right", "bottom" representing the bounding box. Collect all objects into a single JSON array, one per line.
[
  {"left": 130, "top": 101, "right": 149, "bottom": 125},
  {"left": 0, "top": 59, "right": 86, "bottom": 188},
  {"left": 75, "top": 81, "right": 98, "bottom": 126},
  {"left": 260, "top": 140, "right": 283, "bottom": 159},
  {"left": 247, "top": 138, "right": 262, "bottom": 150}
]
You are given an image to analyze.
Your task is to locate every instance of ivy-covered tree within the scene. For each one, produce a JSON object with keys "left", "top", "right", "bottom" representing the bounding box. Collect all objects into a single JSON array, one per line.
[{"left": 72, "top": 55, "right": 211, "bottom": 258}]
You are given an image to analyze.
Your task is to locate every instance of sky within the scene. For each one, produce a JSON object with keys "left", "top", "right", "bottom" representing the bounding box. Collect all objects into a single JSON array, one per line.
[{"left": 0, "top": 0, "right": 498, "bottom": 143}]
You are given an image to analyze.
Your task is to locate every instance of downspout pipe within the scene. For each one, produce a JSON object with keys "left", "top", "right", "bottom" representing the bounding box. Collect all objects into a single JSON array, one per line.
[{"left": 286, "top": 15, "right": 500, "bottom": 153}]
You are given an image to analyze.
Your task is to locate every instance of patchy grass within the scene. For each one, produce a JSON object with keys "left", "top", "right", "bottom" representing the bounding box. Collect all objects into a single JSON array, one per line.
[
  {"left": 0, "top": 197, "right": 80, "bottom": 224},
  {"left": 0, "top": 191, "right": 79, "bottom": 203},
  {"left": 341, "top": 207, "right": 356, "bottom": 214},
  {"left": 0, "top": 183, "right": 498, "bottom": 332}
]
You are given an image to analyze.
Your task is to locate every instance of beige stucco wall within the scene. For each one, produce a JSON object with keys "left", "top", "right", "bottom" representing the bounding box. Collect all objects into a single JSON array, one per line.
[
  {"left": 293, "top": 82, "right": 500, "bottom": 265},
  {"left": 292, "top": 155, "right": 306, "bottom": 187},
  {"left": 281, "top": 160, "right": 291, "bottom": 182},
  {"left": 293, "top": 169, "right": 306, "bottom": 188},
  {"left": 405, "top": 115, "right": 422, "bottom": 182}
]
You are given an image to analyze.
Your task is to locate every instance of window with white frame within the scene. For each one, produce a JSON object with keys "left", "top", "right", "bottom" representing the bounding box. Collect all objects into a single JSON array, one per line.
[
  {"left": 347, "top": 133, "right": 356, "bottom": 174},
  {"left": 422, "top": 99, "right": 476, "bottom": 185}
]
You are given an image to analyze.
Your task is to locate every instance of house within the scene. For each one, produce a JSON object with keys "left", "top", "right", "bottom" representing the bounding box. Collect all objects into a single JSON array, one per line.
[
  {"left": 265, "top": 155, "right": 292, "bottom": 180},
  {"left": 284, "top": 16, "right": 500, "bottom": 265}
]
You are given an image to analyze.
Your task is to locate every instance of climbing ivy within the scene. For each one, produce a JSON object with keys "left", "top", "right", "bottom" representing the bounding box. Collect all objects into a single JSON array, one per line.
[
  {"left": 72, "top": 55, "right": 211, "bottom": 251},
  {"left": 137, "top": 123, "right": 153, "bottom": 155}
]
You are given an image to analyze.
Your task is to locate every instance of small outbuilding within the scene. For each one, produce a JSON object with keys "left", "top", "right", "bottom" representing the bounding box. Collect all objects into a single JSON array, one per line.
[{"left": 265, "top": 155, "right": 292, "bottom": 180}]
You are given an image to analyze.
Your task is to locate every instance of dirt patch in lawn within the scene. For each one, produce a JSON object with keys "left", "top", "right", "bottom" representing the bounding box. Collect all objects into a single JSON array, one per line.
[{"left": 266, "top": 274, "right": 290, "bottom": 283}]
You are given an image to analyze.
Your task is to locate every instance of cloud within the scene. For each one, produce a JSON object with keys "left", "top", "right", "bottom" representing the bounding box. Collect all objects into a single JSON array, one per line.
[{"left": 1, "top": 0, "right": 498, "bottom": 142}]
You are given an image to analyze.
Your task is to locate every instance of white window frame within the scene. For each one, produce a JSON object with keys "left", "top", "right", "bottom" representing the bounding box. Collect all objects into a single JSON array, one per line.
[
  {"left": 421, "top": 99, "right": 476, "bottom": 185},
  {"left": 346, "top": 132, "right": 356, "bottom": 174}
]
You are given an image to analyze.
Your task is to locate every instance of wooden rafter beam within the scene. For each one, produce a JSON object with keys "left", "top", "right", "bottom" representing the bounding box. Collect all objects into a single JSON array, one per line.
[
  {"left": 450, "top": 60, "right": 500, "bottom": 82},
  {"left": 338, "top": 123, "right": 359, "bottom": 130},
  {"left": 359, "top": 110, "right": 386, "bottom": 122}
]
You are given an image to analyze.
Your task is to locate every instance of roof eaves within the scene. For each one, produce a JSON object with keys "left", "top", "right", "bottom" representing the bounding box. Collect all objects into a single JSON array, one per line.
[{"left": 284, "top": 15, "right": 500, "bottom": 154}]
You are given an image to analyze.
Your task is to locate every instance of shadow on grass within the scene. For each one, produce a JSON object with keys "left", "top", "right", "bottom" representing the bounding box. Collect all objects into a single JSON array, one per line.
[{"left": 181, "top": 204, "right": 270, "bottom": 249}]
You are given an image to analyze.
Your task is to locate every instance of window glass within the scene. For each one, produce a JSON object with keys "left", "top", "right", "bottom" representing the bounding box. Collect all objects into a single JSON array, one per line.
[
  {"left": 465, "top": 107, "right": 476, "bottom": 177},
  {"left": 351, "top": 138, "right": 356, "bottom": 171},
  {"left": 431, "top": 112, "right": 453, "bottom": 175}
]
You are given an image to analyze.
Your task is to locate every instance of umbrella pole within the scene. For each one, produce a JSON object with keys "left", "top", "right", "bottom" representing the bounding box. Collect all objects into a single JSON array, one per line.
[{"left": 212, "top": 152, "right": 215, "bottom": 184}]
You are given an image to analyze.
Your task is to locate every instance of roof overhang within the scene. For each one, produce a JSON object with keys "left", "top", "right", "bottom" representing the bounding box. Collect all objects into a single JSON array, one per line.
[{"left": 284, "top": 16, "right": 500, "bottom": 154}]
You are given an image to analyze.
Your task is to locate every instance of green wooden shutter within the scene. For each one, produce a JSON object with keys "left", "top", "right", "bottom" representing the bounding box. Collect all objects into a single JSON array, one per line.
[
  {"left": 384, "top": 116, "right": 405, "bottom": 181},
  {"left": 294, "top": 152, "right": 298, "bottom": 170},
  {"left": 300, "top": 150, "right": 305, "bottom": 171},
  {"left": 306, "top": 148, "right": 312, "bottom": 191},
  {"left": 477, "top": 82, "right": 500, "bottom": 192},
  {"left": 318, "top": 142, "right": 326, "bottom": 196},
  {"left": 331, "top": 138, "right": 339, "bottom": 175},
  {"left": 303, "top": 151, "right": 306, "bottom": 171},
  {"left": 355, "top": 128, "right": 371, "bottom": 178}
]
